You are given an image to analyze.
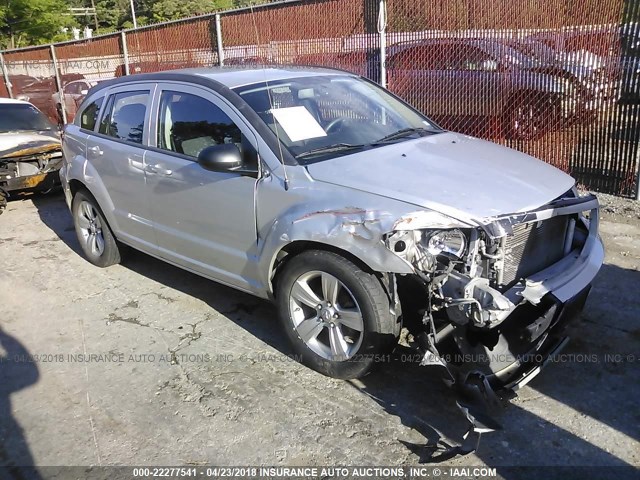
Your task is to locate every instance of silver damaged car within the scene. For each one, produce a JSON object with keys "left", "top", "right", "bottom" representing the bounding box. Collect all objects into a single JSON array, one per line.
[{"left": 60, "top": 67, "right": 604, "bottom": 393}]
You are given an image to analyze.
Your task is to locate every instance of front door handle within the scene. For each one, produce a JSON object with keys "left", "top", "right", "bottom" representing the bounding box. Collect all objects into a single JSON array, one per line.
[
  {"left": 145, "top": 163, "right": 173, "bottom": 176},
  {"left": 88, "top": 145, "right": 103, "bottom": 156}
]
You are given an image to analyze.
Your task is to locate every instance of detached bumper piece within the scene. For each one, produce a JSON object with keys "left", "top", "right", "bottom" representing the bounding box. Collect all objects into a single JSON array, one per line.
[
  {"left": 412, "top": 279, "right": 593, "bottom": 463},
  {"left": 498, "top": 284, "right": 591, "bottom": 392}
]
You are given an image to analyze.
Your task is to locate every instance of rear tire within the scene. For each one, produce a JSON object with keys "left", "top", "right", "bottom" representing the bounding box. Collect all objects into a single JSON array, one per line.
[
  {"left": 0, "top": 189, "right": 7, "bottom": 215},
  {"left": 72, "top": 190, "right": 121, "bottom": 267},
  {"left": 275, "top": 250, "right": 400, "bottom": 379},
  {"left": 505, "top": 97, "right": 546, "bottom": 141}
]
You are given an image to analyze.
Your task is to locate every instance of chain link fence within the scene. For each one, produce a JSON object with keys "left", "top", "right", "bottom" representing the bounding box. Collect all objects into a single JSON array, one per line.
[{"left": 1, "top": 0, "right": 638, "bottom": 197}]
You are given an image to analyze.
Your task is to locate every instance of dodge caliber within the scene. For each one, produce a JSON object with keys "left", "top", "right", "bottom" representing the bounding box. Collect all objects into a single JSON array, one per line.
[{"left": 60, "top": 67, "right": 604, "bottom": 393}]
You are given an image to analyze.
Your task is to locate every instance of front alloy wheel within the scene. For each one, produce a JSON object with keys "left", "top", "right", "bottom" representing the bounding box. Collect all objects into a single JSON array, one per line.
[
  {"left": 289, "top": 271, "right": 364, "bottom": 361},
  {"left": 276, "top": 250, "right": 400, "bottom": 379}
]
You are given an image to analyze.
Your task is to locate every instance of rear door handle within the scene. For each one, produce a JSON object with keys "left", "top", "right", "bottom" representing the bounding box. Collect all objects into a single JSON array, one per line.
[
  {"left": 88, "top": 145, "right": 103, "bottom": 156},
  {"left": 145, "top": 164, "right": 173, "bottom": 176}
]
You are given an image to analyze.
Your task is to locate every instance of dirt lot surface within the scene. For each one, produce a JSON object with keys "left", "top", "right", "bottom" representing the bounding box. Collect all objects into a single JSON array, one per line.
[{"left": 0, "top": 191, "right": 638, "bottom": 477}]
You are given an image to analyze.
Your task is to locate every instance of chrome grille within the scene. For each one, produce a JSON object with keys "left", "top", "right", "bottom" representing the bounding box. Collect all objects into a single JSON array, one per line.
[{"left": 501, "top": 216, "right": 569, "bottom": 289}]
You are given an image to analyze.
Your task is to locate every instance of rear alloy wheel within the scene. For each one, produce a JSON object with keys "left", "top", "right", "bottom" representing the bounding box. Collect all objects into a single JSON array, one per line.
[
  {"left": 276, "top": 250, "right": 400, "bottom": 379},
  {"left": 507, "top": 99, "right": 544, "bottom": 141},
  {"left": 72, "top": 190, "right": 121, "bottom": 267}
]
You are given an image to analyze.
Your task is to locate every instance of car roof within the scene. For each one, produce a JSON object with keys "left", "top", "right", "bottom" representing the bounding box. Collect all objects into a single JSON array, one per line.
[
  {"left": 0, "top": 97, "right": 32, "bottom": 105},
  {"left": 387, "top": 37, "right": 486, "bottom": 52},
  {"left": 92, "top": 66, "right": 353, "bottom": 91}
]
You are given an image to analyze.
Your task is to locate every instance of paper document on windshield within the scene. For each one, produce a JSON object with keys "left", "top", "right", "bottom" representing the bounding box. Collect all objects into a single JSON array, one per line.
[{"left": 270, "top": 106, "right": 327, "bottom": 142}]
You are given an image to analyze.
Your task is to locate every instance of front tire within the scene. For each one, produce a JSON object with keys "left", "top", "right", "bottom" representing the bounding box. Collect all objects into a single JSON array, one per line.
[
  {"left": 275, "top": 250, "right": 399, "bottom": 379},
  {"left": 72, "top": 190, "right": 121, "bottom": 267}
]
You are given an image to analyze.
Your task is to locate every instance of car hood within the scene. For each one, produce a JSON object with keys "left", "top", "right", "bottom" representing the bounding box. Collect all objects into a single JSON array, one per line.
[
  {"left": 0, "top": 131, "right": 61, "bottom": 159},
  {"left": 305, "top": 132, "right": 575, "bottom": 224}
]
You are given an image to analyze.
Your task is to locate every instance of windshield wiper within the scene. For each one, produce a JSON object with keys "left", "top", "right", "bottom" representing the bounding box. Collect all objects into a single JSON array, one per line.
[
  {"left": 295, "top": 143, "right": 367, "bottom": 160},
  {"left": 373, "top": 127, "right": 434, "bottom": 144}
]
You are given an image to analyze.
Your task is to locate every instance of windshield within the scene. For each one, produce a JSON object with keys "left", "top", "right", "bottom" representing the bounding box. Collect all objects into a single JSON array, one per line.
[
  {"left": 234, "top": 75, "right": 440, "bottom": 163},
  {"left": 0, "top": 104, "right": 55, "bottom": 133},
  {"left": 488, "top": 42, "right": 541, "bottom": 68},
  {"left": 506, "top": 40, "right": 558, "bottom": 64}
]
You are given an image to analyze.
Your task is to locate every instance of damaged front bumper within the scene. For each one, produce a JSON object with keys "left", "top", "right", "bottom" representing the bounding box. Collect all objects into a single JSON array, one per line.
[
  {"left": 1, "top": 169, "right": 61, "bottom": 191},
  {"left": 0, "top": 141, "right": 63, "bottom": 195},
  {"left": 389, "top": 192, "right": 603, "bottom": 392}
]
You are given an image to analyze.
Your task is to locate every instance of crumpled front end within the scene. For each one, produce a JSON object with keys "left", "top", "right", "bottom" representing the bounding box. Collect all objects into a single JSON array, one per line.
[
  {"left": 386, "top": 190, "right": 603, "bottom": 392},
  {"left": 0, "top": 138, "right": 63, "bottom": 213}
]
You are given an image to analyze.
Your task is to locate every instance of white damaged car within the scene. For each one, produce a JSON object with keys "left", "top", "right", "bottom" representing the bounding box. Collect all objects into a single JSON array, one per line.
[{"left": 0, "top": 98, "right": 62, "bottom": 214}]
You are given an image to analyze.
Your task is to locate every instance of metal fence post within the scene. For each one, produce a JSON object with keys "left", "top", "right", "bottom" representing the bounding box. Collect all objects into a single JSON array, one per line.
[
  {"left": 215, "top": 13, "right": 224, "bottom": 66},
  {"left": 378, "top": 0, "right": 387, "bottom": 88},
  {"left": 50, "top": 44, "right": 67, "bottom": 125},
  {"left": 121, "top": 31, "right": 131, "bottom": 75},
  {"left": 0, "top": 51, "right": 13, "bottom": 98}
]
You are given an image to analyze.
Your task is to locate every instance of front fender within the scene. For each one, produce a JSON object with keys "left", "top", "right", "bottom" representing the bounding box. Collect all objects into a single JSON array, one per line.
[
  {"left": 255, "top": 195, "right": 476, "bottom": 295},
  {"left": 257, "top": 205, "right": 416, "bottom": 294}
]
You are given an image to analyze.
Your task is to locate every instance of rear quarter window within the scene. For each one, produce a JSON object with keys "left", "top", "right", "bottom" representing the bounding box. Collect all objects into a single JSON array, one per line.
[{"left": 78, "top": 97, "right": 104, "bottom": 131}]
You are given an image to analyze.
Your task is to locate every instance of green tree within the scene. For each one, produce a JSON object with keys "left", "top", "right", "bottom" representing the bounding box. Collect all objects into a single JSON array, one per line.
[
  {"left": 1, "top": 0, "right": 76, "bottom": 48},
  {"left": 141, "top": 0, "right": 232, "bottom": 24}
]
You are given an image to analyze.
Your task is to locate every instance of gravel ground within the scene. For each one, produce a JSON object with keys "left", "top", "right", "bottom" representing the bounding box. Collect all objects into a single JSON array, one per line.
[
  {"left": 589, "top": 191, "right": 640, "bottom": 221},
  {"left": 0, "top": 191, "right": 638, "bottom": 479}
]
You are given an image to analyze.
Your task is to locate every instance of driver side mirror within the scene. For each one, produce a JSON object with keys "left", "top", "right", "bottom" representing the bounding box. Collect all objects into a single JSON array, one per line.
[
  {"left": 80, "top": 89, "right": 89, "bottom": 95},
  {"left": 197, "top": 144, "right": 243, "bottom": 173}
]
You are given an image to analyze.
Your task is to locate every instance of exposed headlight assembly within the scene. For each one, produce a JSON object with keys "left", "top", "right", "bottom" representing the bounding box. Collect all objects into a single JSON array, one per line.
[
  {"left": 426, "top": 229, "right": 466, "bottom": 257},
  {"left": 387, "top": 229, "right": 468, "bottom": 272}
]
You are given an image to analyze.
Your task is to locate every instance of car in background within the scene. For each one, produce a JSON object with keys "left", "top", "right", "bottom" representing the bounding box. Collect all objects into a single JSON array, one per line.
[
  {"left": 294, "top": 50, "right": 380, "bottom": 80},
  {"left": 387, "top": 38, "right": 582, "bottom": 140},
  {"left": 0, "top": 99, "right": 62, "bottom": 214},
  {"left": 530, "top": 27, "right": 639, "bottom": 105},
  {"left": 52, "top": 78, "right": 111, "bottom": 124},
  {"left": 500, "top": 37, "right": 615, "bottom": 116},
  {"left": 529, "top": 30, "right": 615, "bottom": 70},
  {"left": 17, "top": 74, "right": 85, "bottom": 124},
  {"left": 6, "top": 75, "right": 40, "bottom": 95}
]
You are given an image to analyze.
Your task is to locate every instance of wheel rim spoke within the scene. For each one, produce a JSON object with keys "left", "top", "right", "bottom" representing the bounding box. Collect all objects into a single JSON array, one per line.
[
  {"left": 76, "top": 214, "right": 90, "bottom": 229},
  {"left": 335, "top": 307, "right": 363, "bottom": 331},
  {"left": 321, "top": 273, "right": 340, "bottom": 305},
  {"left": 329, "top": 325, "right": 349, "bottom": 359},
  {"left": 88, "top": 233, "right": 97, "bottom": 255},
  {"left": 291, "top": 280, "right": 322, "bottom": 308},
  {"left": 82, "top": 202, "right": 95, "bottom": 221},
  {"left": 289, "top": 270, "right": 364, "bottom": 362},
  {"left": 94, "top": 232, "right": 105, "bottom": 255},
  {"left": 296, "top": 317, "right": 324, "bottom": 343}
]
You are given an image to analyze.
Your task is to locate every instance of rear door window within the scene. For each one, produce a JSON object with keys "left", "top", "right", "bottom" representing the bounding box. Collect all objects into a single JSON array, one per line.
[{"left": 99, "top": 91, "right": 149, "bottom": 144}]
